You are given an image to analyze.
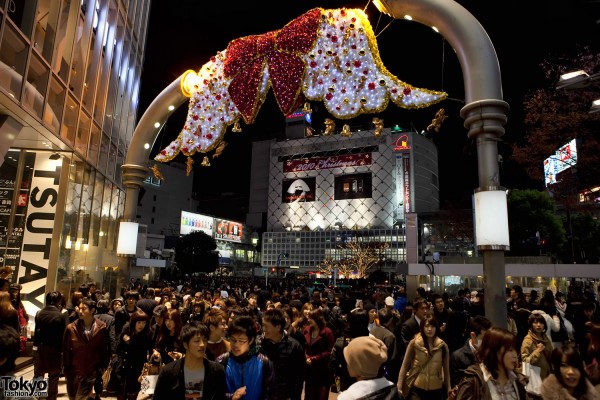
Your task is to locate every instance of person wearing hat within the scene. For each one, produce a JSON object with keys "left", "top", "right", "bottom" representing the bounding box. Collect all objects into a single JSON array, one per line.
[{"left": 338, "top": 336, "right": 397, "bottom": 400}]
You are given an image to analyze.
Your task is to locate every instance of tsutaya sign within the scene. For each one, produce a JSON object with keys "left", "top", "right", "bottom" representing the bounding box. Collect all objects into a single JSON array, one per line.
[
  {"left": 17, "top": 153, "right": 61, "bottom": 315},
  {"left": 283, "top": 153, "right": 371, "bottom": 173}
]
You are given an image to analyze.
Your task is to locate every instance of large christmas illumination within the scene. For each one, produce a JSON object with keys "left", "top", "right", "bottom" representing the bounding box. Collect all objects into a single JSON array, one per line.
[{"left": 155, "top": 8, "right": 447, "bottom": 163}]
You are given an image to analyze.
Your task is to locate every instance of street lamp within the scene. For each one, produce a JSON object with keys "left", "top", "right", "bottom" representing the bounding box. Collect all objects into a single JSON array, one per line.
[
  {"left": 556, "top": 70, "right": 600, "bottom": 113},
  {"left": 251, "top": 232, "right": 259, "bottom": 280}
]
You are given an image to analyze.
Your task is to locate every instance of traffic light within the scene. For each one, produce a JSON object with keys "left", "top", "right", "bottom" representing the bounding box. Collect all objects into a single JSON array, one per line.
[{"left": 271, "top": 268, "right": 276, "bottom": 273}]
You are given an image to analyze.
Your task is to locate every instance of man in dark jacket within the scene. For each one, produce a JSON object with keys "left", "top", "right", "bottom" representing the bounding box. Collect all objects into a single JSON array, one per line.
[
  {"left": 34, "top": 291, "right": 67, "bottom": 400},
  {"left": 370, "top": 308, "right": 398, "bottom": 383},
  {"left": 260, "top": 309, "right": 305, "bottom": 400},
  {"left": 155, "top": 322, "right": 226, "bottom": 399},
  {"left": 450, "top": 316, "right": 492, "bottom": 387},
  {"left": 114, "top": 290, "right": 142, "bottom": 337}
]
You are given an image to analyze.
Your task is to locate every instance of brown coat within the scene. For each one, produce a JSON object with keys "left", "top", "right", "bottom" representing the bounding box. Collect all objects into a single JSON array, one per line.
[
  {"left": 62, "top": 317, "right": 109, "bottom": 376},
  {"left": 398, "top": 334, "right": 450, "bottom": 393}
]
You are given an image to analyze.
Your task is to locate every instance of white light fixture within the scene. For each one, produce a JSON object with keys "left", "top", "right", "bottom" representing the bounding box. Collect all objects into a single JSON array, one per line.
[
  {"left": 168, "top": 105, "right": 175, "bottom": 111},
  {"left": 431, "top": 26, "right": 439, "bottom": 33},
  {"left": 590, "top": 99, "right": 600, "bottom": 114},
  {"left": 557, "top": 70, "right": 600, "bottom": 90},
  {"left": 117, "top": 221, "right": 139, "bottom": 256},
  {"left": 75, "top": 240, "right": 81, "bottom": 250},
  {"left": 65, "top": 238, "right": 72, "bottom": 249},
  {"left": 404, "top": 15, "right": 413, "bottom": 20},
  {"left": 154, "top": 122, "right": 161, "bottom": 128},
  {"left": 144, "top": 143, "right": 150, "bottom": 149},
  {"left": 473, "top": 188, "right": 510, "bottom": 250}
]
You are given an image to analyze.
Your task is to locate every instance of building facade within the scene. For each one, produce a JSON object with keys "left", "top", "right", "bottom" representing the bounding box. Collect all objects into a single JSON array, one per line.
[
  {"left": 0, "top": 0, "right": 151, "bottom": 320},
  {"left": 248, "top": 126, "right": 440, "bottom": 274}
]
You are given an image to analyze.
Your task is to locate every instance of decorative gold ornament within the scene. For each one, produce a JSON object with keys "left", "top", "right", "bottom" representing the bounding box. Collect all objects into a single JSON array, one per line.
[
  {"left": 427, "top": 108, "right": 448, "bottom": 133},
  {"left": 379, "top": 79, "right": 386, "bottom": 86},
  {"left": 326, "top": 49, "right": 333, "bottom": 56},
  {"left": 212, "top": 141, "right": 228, "bottom": 158},
  {"left": 150, "top": 164, "right": 165, "bottom": 181},
  {"left": 373, "top": 117, "right": 384, "bottom": 137},
  {"left": 341, "top": 124, "right": 352, "bottom": 137},
  {"left": 360, "top": 97, "right": 367, "bottom": 104},
  {"left": 328, "top": 86, "right": 335, "bottom": 93},
  {"left": 324, "top": 118, "right": 335, "bottom": 136},
  {"left": 186, "top": 156, "right": 194, "bottom": 176},
  {"left": 201, "top": 156, "right": 211, "bottom": 167},
  {"left": 232, "top": 120, "right": 242, "bottom": 132},
  {"left": 359, "top": 49, "right": 366, "bottom": 56},
  {"left": 309, "top": 53, "right": 315, "bottom": 59},
  {"left": 302, "top": 102, "right": 313, "bottom": 114},
  {"left": 343, "top": 98, "right": 349, "bottom": 104}
]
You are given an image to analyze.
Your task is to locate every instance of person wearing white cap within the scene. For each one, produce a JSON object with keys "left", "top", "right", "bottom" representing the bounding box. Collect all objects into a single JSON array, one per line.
[{"left": 338, "top": 336, "right": 397, "bottom": 400}]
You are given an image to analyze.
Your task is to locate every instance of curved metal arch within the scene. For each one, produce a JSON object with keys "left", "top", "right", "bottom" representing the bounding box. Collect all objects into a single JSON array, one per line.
[{"left": 123, "top": 0, "right": 509, "bottom": 327}]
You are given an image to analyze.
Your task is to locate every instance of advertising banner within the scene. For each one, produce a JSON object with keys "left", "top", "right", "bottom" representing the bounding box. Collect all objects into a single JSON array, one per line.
[
  {"left": 180, "top": 211, "right": 214, "bottom": 236},
  {"left": 17, "top": 152, "right": 62, "bottom": 315},
  {"left": 403, "top": 155, "right": 411, "bottom": 213},
  {"left": 215, "top": 219, "right": 243, "bottom": 242},
  {"left": 284, "top": 153, "right": 371, "bottom": 173},
  {"left": 334, "top": 173, "right": 372, "bottom": 200},
  {"left": 282, "top": 177, "right": 316, "bottom": 203}
]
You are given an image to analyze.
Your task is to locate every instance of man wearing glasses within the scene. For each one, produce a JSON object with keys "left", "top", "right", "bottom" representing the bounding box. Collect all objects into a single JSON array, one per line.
[{"left": 217, "top": 316, "right": 276, "bottom": 400}]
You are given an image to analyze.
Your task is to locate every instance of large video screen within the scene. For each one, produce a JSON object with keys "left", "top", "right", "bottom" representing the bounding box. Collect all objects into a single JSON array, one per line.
[
  {"left": 334, "top": 173, "right": 372, "bottom": 200},
  {"left": 543, "top": 139, "right": 578, "bottom": 186}
]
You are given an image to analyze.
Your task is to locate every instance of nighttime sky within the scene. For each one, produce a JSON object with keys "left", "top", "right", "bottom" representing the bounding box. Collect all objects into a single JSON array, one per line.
[{"left": 138, "top": 0, "right": 599, "bottom": 222}]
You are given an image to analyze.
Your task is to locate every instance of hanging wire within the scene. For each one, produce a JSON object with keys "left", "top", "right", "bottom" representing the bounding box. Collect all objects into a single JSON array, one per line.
[
  {"left": 376, "top": 19, "right": 395, "bottom": 38},
  {"left": 363, "top": 0, "right": 372, "bottom": 12},
  {"left": 374, "top": 12, "right": 383, "bottom": 33}
]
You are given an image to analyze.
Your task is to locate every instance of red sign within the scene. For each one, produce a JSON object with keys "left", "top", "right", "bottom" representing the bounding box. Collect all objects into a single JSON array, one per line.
[
  {"left": 17, "top": 194, "right": 27, "bottom": 207},
  {"left": 394, "top": 134, "right": 411, "bottom": 151},
  {"left": 284, "top": 153, "right": 371, "bottom": 173},
  {"left": 214, "top": 219, "right": 243, "bottom": 242}
]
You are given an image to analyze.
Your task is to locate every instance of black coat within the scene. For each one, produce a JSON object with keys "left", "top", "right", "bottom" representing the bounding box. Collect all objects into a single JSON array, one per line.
[
  {"left": 154, "top": 357, "right": 226, "bottom": 400},
  {"left": 450, "top": 340, "right": 476, "bottom": 387},
  {"left": 260, "top": 334, "right": 305, "bottom": 400},
  {"left": 96, "top": 312, "right": 116, "bottom": 355},
  {"left": 115, "top": 324, "right": 153, "bottom": 394},
  {"left": 33, "top": 305, "right": 67, "bottom": 373}
]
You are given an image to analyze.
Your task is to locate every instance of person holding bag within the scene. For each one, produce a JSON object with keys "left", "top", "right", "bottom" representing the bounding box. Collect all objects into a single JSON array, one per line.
[
  {"left": 455, "top": 327, "right": 528, "bottom": 400},
  {"left": 115, "top": 310, "right": 153, "bottom": 400},
  {"left": 397, "top": 316, "right": 450, "bottom": 400},
  {"left": 521, "top": 313, "right": 554, "bottom": 396}
]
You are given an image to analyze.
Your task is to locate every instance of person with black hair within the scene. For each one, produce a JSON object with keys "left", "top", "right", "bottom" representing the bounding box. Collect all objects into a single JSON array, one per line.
[
  {"left": 114, "top": 290, "right": 142, "bottom": 337},
  {"left": 33, "top": 291, "right": 67, "bottom": 400},
  {"left": 155, "top": 322, "right": 226, "bottom": 399},
  {"left": 115, "top": 310, "right": 153, "bottom": 400},
  {"left": 260, "top": 308, "right": 305, "bottom": 400},
  {"left": 450, "top": 315, "right": 493, "bottom": 387},
  {"left": 540, "top": 343, "right": 600, "bottom": 400},
  {"left": 216, "top": 315, "right": 275, "bottom": 400},
  {"left": 62, "top": 299, "right": 109, "bottom": 399},
  {"left": 371, "top": 307, "right": 399, "bottom": 384}
]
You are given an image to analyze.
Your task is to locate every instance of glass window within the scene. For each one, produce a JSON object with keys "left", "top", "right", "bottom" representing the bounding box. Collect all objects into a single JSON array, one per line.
[
  {"left": 6, "top": 0, "right": 36, "bottom": 37},
  {"left": 0, "top": 23, "right": 27, "bottom": 99},
  {"left": 68, "top": 0, "right": 95, "bottom": 98},
  {"left": 114, "top": 146, "right": 123, "bottom": 183},
  {"left": 23, "top": 52, "right": 49, "bottom": 117},
  {"left": 93, "top": 0, "right": 116, "bottom": 125},
  {"left": 97, "top": 133, "right": 109, "bottom": 174},
  {"left": 89, "top": 174, "right": 104, "bottom": 246},
  {"left": 32, "top": 0, "right": 60, "bottom": 63},
  {"left": 77, "top": 165, "right": 94, "bottom": 245},
  {"left": 60, "top": 94, "right": 78, "bottom": 144},
  {"left": 103, "top": 13, "right": 124, "bottom": 134},
  {"left": 83, "top": 0, "right": 108, "bottom": 111},
  {"left": 51, "top": 0, "right": 79, "bottom": 80},
  {"left": 106, "top": 185, "right": 119, "bottom": 250},
  {"left": 99, "top": 181, "right": 111, "bottom": 248},
  {"left": 45, "top": 75, "right": 65, "bottom": 132},
  {"left": 106, "top": 142, "right": 116, "bottom": 179},
  {"left": 88, "top": 122, "right": 101, "bottom": 166},
  {"left": 75, "top": 110, "right": 91, "bottom": 156}
]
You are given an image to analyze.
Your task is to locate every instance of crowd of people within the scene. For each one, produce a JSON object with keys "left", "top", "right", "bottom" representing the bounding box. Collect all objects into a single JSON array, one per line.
[{"left": 1, "top": 268, "right": 600, "bottom": 400}]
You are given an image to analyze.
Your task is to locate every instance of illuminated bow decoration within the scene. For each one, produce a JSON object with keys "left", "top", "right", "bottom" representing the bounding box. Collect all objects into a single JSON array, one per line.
[{"left": 224, "top": 8, "right": 321, "bottom": 123}]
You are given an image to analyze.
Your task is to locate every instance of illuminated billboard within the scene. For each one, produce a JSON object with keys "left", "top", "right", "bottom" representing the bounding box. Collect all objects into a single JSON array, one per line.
[
  {"left": 180, "top": 211, "right": 214, "bottom": 236},
  {"left": 543, "top": 139, "right": 578, "bottom": 186},
  {"left": 215, "top": 218, "right": 243, "bottom": 242}
]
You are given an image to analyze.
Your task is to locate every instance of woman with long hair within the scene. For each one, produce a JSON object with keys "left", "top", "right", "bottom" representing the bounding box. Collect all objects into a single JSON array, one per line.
[
  {"left": 455, "top": 327, "right": 527, "bottom": 400},
  {"left": 540, "top": 343, "right": 600, "bottom": 400},
  {"left": 521, "top": 313, "right": 553, "bottom": 381},
  {"left": 153, "top": 308, "right": 183, "bottom": 365},
  {"left": 0, "top": 291, "right": 19, "bottom": 332},
  {"left": 303, "top": 308, "right": 335, "bottom": 400},
  {"left": 8, "top": 284, "right": 28, "bottom": 334},
  {"left": 292, "top": 302, "right": 313, "bottom": 334},
  {"left": 397, "top": 316, "right": 450, "bottom": 400},
  {"left": 115, "top": 310, "right": 153, "bottom": 400}
]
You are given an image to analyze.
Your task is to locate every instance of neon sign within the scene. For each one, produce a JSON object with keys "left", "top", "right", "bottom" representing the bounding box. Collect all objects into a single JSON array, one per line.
[{"left": 393, "top": 134, "right": 411, "bottom": 151}]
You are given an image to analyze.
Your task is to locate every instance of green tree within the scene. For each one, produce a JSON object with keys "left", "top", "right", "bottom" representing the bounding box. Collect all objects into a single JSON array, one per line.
[
  {"left": 175, "top": 231, "right": 219, "bottom": 275},
  {"left": 507, "top": 189, "right": 566, "bottom": 259},
  {"left": 567, "top": 212, "right": 600, "bottom": 264}
]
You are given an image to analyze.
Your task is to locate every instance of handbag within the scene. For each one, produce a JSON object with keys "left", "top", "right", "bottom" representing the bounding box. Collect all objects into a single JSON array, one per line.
[
  {"left": 102, "top": 364, "right": 112, "bottom": 391},
  {"left": 522, "top": 362, "right": 542, "bottom": 396},
  {"left": 140, "top": 374, "right": 159, "bottom": 396},
  {"left": 138, "top": 361, "right": 161, "bottom": 383}
]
